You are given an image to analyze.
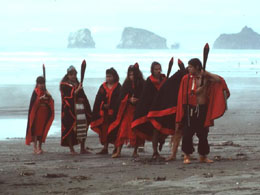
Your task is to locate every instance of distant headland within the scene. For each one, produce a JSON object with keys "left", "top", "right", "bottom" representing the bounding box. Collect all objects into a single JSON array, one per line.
[{"left": 213, "top": 26, "right": 260, "bottom": 49}]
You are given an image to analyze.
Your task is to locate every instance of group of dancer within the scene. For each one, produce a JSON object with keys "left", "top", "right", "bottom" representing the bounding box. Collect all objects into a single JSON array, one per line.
[{"left": 25, "top": 50, "right": 230, "bottom": 164}]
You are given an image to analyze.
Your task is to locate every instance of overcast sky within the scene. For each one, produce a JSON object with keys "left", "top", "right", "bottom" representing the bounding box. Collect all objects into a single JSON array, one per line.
[{"left": 1, "top": 0, "right": 259, "bottom": 49}]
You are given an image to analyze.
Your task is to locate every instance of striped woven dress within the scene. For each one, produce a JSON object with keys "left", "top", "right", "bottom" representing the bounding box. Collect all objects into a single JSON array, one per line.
[{"left": 75, "top": 98, "right": 88, "bottom": 141}]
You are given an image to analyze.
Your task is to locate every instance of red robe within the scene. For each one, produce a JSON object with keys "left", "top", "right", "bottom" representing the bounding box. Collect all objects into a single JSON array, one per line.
[
  {"left": 91, "top": 82, "right": 121, "bottom": 145},
  {"left": 176, "top": 74, "right": 230, "bottom": 127},
  {"left": 26, "top": 87, "right": 54, "bottom": 145},
  {"left": 108, "top": 79, "right": 145, "bottom": 147}
]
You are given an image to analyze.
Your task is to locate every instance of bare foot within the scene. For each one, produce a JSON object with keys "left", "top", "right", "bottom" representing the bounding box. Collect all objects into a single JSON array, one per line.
[
  {"left": 111, "top": 152, "right": 121, "bottom": 158},
  {"left": 80, "top": 149, "right": 92, "bottom": 154},
  {"left": 183, "top": 155, "right": 191, "bottom": 164},
  {"left": 165, "top": 155, "right": 176, "bottom": 162},
  {"left": 152, "top": 153, "right": 165, "bottom": 160},
  {"left": 112, "top": 148, "right": 117, "bottom": 155},
  {"left": 199, "top": 156, "right": 214, "bottom": 163},
  {"left": 70, "top": 151, "right": 78, "bottom": 155},
  {"left": 33, "top": 148, "right": 38, "bottom": 154},
  {"left": 96, "top": 149, "right": 108, "bottom": 155},
  {"left": 37, "top": 149, "right": 44, "bottom": 154}
]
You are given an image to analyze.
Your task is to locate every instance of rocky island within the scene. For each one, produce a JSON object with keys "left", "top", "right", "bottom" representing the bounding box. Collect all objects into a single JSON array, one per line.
[
  {"left": 67, "top": 28, "right": 95, "bottom": 48},
  {"left": 171, "top": 42, "right": 180, "bottom": 49},
  {"left": 213, "top": 26, "right": 260, "bottom": 49},
  {"left": 117, "top": 27, "right": 168, "bottom": 49}
]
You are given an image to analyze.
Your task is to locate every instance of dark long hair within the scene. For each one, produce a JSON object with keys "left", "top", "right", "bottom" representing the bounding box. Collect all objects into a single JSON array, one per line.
[
  {"left": 106, "top": 67, "right": 119, "bottom": 83},
  {"left": 35, "top": 76, "right": 45, "bottom": 88},
  {"left": 188, "top": 58, "right": 202, "bottom": 71},
  {"left": 122, "top": 64, "right": 144, "bottom": 97},
  {"left": 150, "top": 61, "right": 162, "bottom": 76}
]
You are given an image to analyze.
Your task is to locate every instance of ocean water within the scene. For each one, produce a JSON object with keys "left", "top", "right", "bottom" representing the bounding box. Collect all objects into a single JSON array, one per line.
[
  {"left": 0, "top": 48, "right": 260, "bottom": 140},
  {"left": 1, "top": 48, "right": 260, "bottom": 85}
]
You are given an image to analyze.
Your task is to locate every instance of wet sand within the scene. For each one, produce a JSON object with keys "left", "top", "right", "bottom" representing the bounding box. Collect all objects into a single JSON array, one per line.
[
  {"left": 1, "top": 132, "right": 260, "bottom": 195},
  {"left": 1, "top": 77, "right": 260, "bottom": 194}
]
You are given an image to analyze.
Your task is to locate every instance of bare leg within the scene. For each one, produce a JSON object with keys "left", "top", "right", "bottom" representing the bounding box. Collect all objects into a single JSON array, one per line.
[
  {"left": 80, "top": 139, "right": 85, "bottom": 153},
  {"left": 152, "top": 130, "right": 161, "bottom": 159},
  {"left": 104, "top": 142, "right": 109, "bottom": 151},
  {"left": 37, "top": 138, "right": 43, "bottom": 154},
  {"left": 166, "top": 128, "right": 182, "bottom": 161},
  {"left": 33, "top": 136, "right": 38, "bottom": 154},
  {"left": 168, "top": 136, "right": 174, "bottom": 149},
  {"left": 132, "top": 145, "right": 139, "bottom": 158},
  {"left": 112, "top": 145, "right": 122, "bottom": 158},
  {"left": 80, "top": 139, "right": 91, "bottom": 154},
  {"left": 68, "top": 136, "right": 77, "bottom": 155},
  {"left": 112, "top": 145, "right": 117, "bottom": 154},
  {"left": 97, "top": 142, "right": 108, "bottom": 154},
  {"left": 158, "top": 135, "right": 166, "bottom": 152}
]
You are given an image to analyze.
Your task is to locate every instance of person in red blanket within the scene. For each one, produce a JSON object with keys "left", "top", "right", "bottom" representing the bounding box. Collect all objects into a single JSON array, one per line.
[
  {"left": 147, "top": 61, "right": 187, "bottom": 161},
  {"left": 60, "top": 66, "right": 92, "bottom": 155},
  {"left": 26, "top": 76, "right": 54, "bottom": 154},
  {"left": 176, "top": 58, "right": 230, "bottom": 164},
  {"left": 91, "top": 68, "right": 121, "bottom": 154},
  {"left": 131, "top": 61, "right": 167, "bottom": 159},
  {"left": 108, "top": 63, "right": 145, "bottom": 158}
]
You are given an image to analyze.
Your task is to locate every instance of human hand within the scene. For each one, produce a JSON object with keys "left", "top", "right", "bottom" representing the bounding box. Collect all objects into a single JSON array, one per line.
[
  {"left": 75, "top": 83, "right": 83, "bottom": 94},
  {"left": 129, "top": 96, "right": 138, "bottom": 104}
]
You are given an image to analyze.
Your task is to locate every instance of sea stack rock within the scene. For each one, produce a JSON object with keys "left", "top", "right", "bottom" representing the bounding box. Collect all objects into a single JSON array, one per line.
[
  {"left": 67, "top": 28, "right": 95, "bottom": 48},
  {"left": 213, "top": 26, "right": 260, "bottom": 49},
  {"left": 171, "top": 42, "right": 180, "bottom": 49},
  {"left": 117, "top": 27, "right": 168, "bottom": 49}
]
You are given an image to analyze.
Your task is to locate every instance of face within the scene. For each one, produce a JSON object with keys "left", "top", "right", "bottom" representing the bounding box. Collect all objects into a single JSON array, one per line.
[
  {"left": 37, "top": 83, "right": 45, "bottom": 90},
  {"left": 153, "top": 64, "right": 161, "bottom": 78},
  {"left": 106, "top": 73, "right": 114, "bottom": 84},
  {"left": 129, "top": 71, "right": 134, "bottom": 81},
  {"left": 187, "top": 64, "right": 199, "bottom": 75},
  {"left": 68, "top": 71, "right": 77, "bottom": 82}
]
